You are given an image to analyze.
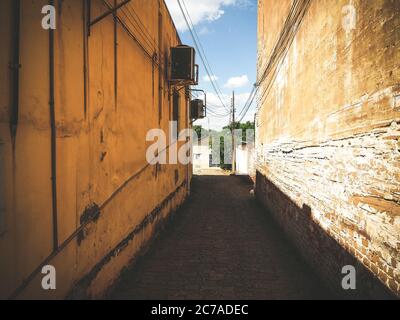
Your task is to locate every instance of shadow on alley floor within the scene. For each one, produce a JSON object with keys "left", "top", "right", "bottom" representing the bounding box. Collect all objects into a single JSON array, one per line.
[{"left": 108, "top": 170, "right": 332, "bottom": 300}]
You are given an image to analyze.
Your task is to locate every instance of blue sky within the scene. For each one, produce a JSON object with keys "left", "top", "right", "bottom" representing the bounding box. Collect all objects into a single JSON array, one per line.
[{"left": 165, "top": 0, "right": 258, "bottom": 130}]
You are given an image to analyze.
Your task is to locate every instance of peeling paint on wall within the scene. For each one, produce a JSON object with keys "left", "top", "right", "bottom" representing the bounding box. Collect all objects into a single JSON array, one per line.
[
  {"left": 256, "top": 0, "right": 400, "bottom": 297},
  {"left": 0, "top": 0, "right": 191, "bottom": 299}
]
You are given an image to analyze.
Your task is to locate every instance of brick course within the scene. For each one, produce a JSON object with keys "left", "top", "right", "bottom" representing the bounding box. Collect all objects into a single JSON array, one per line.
[{"left": 256, "top": 0, "right": 400, "bottom": 298}]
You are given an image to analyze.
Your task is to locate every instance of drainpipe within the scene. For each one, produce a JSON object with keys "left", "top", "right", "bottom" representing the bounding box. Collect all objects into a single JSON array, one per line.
[
  {"left": 49, "top": 0, "right": 58, "bottom": 251},
  {"left": 10, "top": 0, "right": 21, "bottom": 142},
  {"left": 83, "top": 0, "right": 89, "bottom": 117},
  {"left": 186, "top": 86, "right": 191, "bottom": 195}
]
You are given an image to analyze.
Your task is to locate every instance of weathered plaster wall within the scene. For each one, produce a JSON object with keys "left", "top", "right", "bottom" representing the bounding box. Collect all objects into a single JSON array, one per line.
[
  {"left": 0, "top": 0, "right": 191, "bottom": 299},
  {"left": 256, "top": 0, "right": 400, "bottom": 297}
]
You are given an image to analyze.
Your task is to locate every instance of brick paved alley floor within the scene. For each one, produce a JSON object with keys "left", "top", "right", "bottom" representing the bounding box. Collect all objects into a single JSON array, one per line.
[{"left": 109, "top": 170, "right": 331, "bottom": 300}]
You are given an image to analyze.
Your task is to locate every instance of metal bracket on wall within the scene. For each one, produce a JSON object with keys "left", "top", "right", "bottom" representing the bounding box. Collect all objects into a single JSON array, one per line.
[
  {"left": 188, "top": 88, "right": 207, "bottom": 124},
  {"left": 188, "top": 88, "right": 207, "bottom": 116},
  {"left": 169, "top": 83, "right": 187, "bottom": 96},
  {"left": 88, "top": 0, "right": 131, "bottom": 33}
]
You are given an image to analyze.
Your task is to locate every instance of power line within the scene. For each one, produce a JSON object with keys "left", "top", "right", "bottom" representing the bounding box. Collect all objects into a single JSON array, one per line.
[
  {"left": 124, "top": 5, "right": 159, "bottom": 50},
  {"left": 257, "top": 0, "right": 311, "bottom": 103},
  {"left": 207, "top": 102, "right": 231, "bottom": 113},
  {"left": 180, "top": 0, "right": 230, "bottom": 112},
  {"left": 178, "top": 0, "right": 260, "bottom": 123},
  {"left": 237, "top": 84, "right": 256, "bottom": 118},
  {"left": 189, "top": 91, "right": 230, "bottom": 118},
  {"left": 119, "top": 7, "right": 155, "bottom": 53},
  {"left": 207, "top": 109, "right": 231, "bottom": 118},
  {"left": 189, "top": 91, "right": 228, "bottom": 115},
  {"left": 237, "top": 84, "right": 257, "bottom": 123},
  {"left": 101, "top": 0, "right": 156, "bottom": 64},
  {"left": 177, "top": 0, "right": 230, "bottom": 114},
  {"left": 236, "top": 0, "right": 311, "bottom": 123}
]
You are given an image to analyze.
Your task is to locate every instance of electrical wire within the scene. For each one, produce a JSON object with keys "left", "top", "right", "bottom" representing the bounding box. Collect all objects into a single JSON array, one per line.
[
  {"left": 236, "top": 0, "right": 311, "bottom": 123},
  {"left": 237, "top": 84, "right": 256, "bottom": 118},
  {"left": 101, "top": 0, "right": 155, "bottom": 63},
  {"left": 120, "top": 7, "right": 157, "bottom": 53},
  {"left": 257, "top": 0, "right": 310, "bottom": 102},
  {"left": 125, "top": 5, "right": 159, "bottom": 50},
  {"left": 177, "top": 0, "right": 230, "bottom": 114},
  {"left": 189, "top": 91, "right": 229, "bottom": 118},
  {"left": 180, "top": 0, "right": 230, "bottom": 112},
  {"left": 237, "top": 84, "right": 257, "bottom": 123}
]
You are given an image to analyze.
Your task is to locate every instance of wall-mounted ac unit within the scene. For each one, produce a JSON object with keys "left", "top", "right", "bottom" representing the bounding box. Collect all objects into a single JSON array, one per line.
[
  {"left": 190, "top": 99, "right": 206, "bottom": 119},
  {"left": 170, "top": 45, "right": 198, "bottom": 85}
]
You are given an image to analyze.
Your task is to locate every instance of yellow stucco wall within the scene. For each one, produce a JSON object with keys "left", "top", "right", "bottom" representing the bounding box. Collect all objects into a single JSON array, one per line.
[
  {"left": 0, "top": 0, "right": 191, "bottom": 299},
  {"left": 256, "top": 0, "right": 400, "bottom": 296}
]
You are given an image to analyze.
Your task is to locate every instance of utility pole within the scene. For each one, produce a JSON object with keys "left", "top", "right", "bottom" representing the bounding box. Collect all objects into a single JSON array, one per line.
[{"left": 231, "top": 91, "right": 236, "bottom": 174}]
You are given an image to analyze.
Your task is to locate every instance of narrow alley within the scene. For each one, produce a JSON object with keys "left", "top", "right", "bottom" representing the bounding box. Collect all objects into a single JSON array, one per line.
[
  {"left": 109, "top": 170, "right": 330, "bottom": 300},
  {"left": 1, "top": 0, "right": 399, "bottom": 301}
]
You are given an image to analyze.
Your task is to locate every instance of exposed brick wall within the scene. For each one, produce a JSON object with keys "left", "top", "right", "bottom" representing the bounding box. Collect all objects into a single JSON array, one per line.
[
  {"left": 256, "top": 0, "right": 399, "bottom": 298},
  {"left": 256, "top": 171, "right": 394, "bottom": 299}
]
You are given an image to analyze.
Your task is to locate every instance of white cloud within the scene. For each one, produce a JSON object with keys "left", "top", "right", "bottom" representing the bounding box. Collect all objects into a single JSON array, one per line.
[
  {"left": 203, "top": 75, "right": 219, "bottom": 82},
  {"left": 206, "top": 92, "right": 229, "bottom": 108},
  {"left": 193, "top": 91, "right": 254, "bottom": 130},
  {"left": 235, "top": 92, "right": 251, "bottom": 107},
  {"left": 224, "top": 75, "right": 249, "bottom": 89},
  {"left": 165, "top": 0, "right": 248, "bottom": 32},
  {"left": 205, "top": 91, "right": 251, "bottom": 111},
  {"left": 198, "top": 26, "right": 212, "bottom": 35}
]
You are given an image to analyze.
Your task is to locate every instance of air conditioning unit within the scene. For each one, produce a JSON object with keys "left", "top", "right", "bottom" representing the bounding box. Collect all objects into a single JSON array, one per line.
[
  {"left": 190, "top": 99, "right": 206, "bottom": 119},
  {"left": 170, "top": 45, "right": 198, "bottom": 85}
]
